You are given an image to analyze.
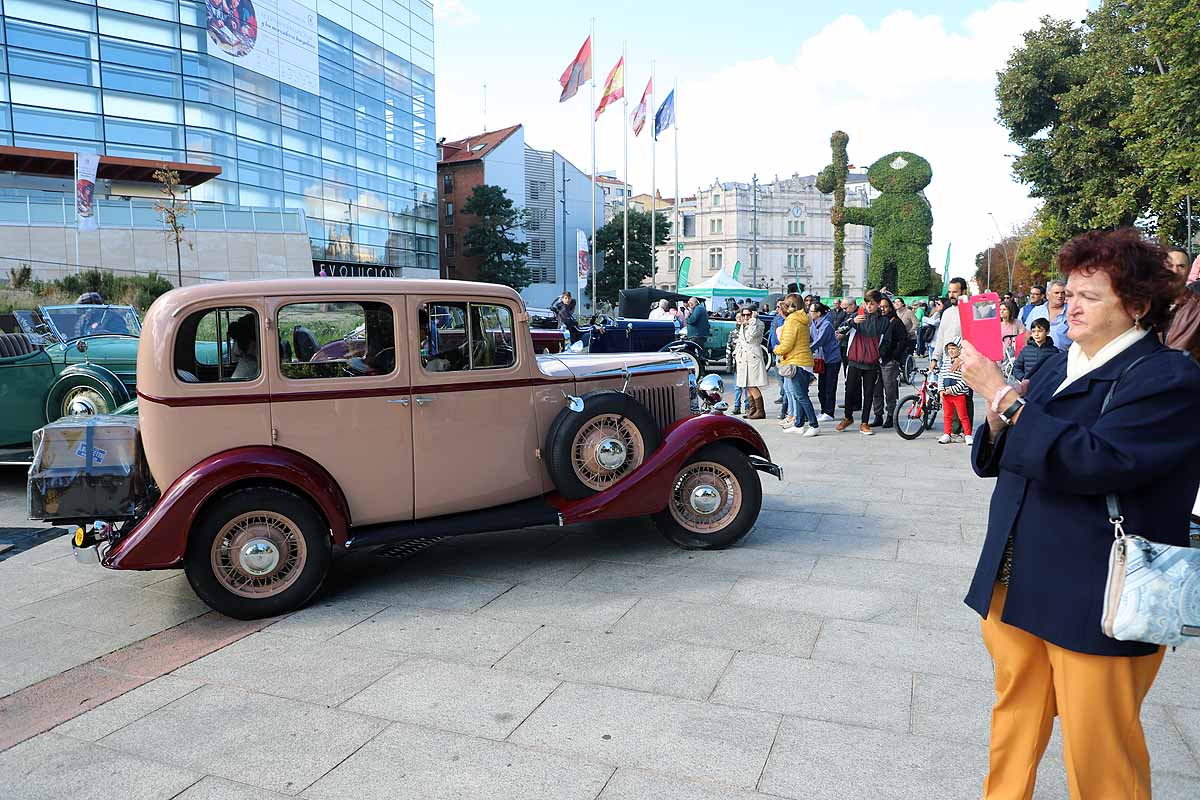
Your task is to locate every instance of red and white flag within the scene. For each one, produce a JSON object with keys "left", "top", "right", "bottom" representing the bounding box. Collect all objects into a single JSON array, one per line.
[
  {"left": 559, "top": 36, "right": 592, "bottom": 103},
  {"left": 631, "top": 78, "right": 651, "bottom": 136}
]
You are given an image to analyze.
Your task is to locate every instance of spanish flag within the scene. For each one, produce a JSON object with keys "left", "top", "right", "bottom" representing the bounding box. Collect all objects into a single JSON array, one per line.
[
  {"left": 559, "top": 36, "right": 592, "bottom": 103},
  {"left": 594, "top": 57, "right": 624, "bottom": 121}
]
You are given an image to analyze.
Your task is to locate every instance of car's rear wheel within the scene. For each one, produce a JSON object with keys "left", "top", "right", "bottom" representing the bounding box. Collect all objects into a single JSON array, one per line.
[
  {"left": 653, "top": 443, "right": 762, "bottom": 550},
  {"left": 545, "top": 391, "right": 661, "bottom": 499},
  {"left": 185, "top": 486, "right": 330, "bottom": 620}
]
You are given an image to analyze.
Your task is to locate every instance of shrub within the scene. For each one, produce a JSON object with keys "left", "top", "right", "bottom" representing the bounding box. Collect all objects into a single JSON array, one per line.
[{"left": 8, "top": 264, "right": 32, "bottom": 290}]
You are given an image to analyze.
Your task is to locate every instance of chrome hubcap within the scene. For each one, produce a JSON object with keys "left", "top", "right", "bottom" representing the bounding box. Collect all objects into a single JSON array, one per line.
[
  {"left": 595, "top": 437, "right": 628, "bottom": 470},
  {"left": 239, "top": 538, "right": 281, "bottom": 575},
  {"left": 689, "top": 484, "right": 722, "bottom": 515},
  {"left": 63, "top": 387, "right": 106, "bottom": 416}
]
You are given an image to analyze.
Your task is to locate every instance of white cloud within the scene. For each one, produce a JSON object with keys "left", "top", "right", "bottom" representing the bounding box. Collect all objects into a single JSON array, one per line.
[
  {"left": 436, "top": 0, "right": 1089, "bottom": 281},
  {"left": 432, "top": 0, "right": 479, "bottom": 27}
]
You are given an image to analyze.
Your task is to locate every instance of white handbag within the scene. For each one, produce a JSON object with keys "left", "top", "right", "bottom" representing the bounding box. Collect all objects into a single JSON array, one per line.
[{"left": 1099, "top": 354, "right": 1200, "bottom": 648}]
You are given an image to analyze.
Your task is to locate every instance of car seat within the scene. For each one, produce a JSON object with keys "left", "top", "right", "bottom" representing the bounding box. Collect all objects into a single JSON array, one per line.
[
  {"left": 293, "top": 326, "right": 319, "bottom": 362},
  {"left": 0, "top": 332, "right": 38, "bottom": 358}
]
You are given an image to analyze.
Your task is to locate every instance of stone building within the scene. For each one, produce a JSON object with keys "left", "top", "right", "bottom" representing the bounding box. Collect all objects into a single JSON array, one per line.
[{"left": 650, "top": 173, "right": 876, "bottom": 297}]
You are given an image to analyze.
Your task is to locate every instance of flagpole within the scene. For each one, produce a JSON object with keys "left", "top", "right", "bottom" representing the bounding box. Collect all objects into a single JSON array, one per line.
[
  {"left": 673, "top": 78, "right": 679, "bottom": 285},
  {"left": 588, "top": 18, "right": 597, "bottom": 314},
  {"left": 650, "top": 60, "right": 656, "bottom": 291},
  {"left": 622, "top": 40, "right": 628, "bottom": 291},
  {"left": 73, "top": 153, "right": 80, "bottom": 275}
]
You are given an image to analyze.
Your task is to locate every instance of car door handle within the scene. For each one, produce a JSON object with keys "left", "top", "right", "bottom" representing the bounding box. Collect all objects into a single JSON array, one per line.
[
  {"left": 386, "top": 398, "right": 410, "bottom": 406},
  {"left": 414, "top": 396, "right": 433, "bottom": 406}
]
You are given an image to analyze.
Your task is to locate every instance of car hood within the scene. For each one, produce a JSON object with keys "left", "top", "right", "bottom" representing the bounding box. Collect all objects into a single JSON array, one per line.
[
  {"left": 538, "top": 351, "right": 688, "bottom": 380},
  {"left": 52, "top": 335, "right": 139, "bottom": 365}
]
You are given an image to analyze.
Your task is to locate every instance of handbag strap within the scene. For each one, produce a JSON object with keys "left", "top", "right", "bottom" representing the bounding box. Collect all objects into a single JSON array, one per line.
[{"left": 1100, "top": 352, "right": 1156, "bottom": 533}]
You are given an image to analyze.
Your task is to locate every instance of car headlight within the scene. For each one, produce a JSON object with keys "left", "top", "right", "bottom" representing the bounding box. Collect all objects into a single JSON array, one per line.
[{"left": 697, "top": 373, "right": 724, "bottom": 403}]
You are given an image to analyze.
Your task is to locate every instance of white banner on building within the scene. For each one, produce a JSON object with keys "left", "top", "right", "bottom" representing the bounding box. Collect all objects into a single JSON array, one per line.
[
  {"left": 205, "top": 0, "right": 319, "bottom": 95},
  {"left": 76, "top": 152, "right": 99, "bottom": 232},
  {"left": 576, "top": 229, "right": 590, "bottom": 283}
]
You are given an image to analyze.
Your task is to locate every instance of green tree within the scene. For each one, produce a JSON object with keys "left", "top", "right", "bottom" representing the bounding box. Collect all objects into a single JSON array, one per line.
[
  {"left": 462, "top": 184, "right": 532, "bottom": 290},
  {"left": 593, "top": 209, "right": 670, "bottom": 305},
  {"left": 153, "top": 166, "right": 195, "bottom": 286},
  {"left": 997, "top": 2, "right": 1198, "bottom": 247}
]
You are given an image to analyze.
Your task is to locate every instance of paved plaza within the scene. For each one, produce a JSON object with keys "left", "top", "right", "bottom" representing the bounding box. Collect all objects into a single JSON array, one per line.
[{"left": 1, "top": 382, "right": 1198, "bottom": 799}]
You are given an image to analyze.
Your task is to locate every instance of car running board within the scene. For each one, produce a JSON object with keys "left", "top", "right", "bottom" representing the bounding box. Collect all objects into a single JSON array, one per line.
[{"left": 345, "top": 496, "right": 564, "bottom": 552}]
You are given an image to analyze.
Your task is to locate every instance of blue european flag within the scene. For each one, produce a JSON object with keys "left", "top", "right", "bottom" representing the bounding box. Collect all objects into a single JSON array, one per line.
[{"left": 654, "top": 90, "right": 675, "bottom": 141}]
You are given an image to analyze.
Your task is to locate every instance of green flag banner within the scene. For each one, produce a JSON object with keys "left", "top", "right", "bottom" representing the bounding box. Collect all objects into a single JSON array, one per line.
[
  {"left": 943, "top": 243, "right": 951, "bottom": 284},
  {"left": 732, "top": 260, "right": 742, "bottom": 281},
  {"left": 677, "top": 256, "right": 691, "bottom": 290}
]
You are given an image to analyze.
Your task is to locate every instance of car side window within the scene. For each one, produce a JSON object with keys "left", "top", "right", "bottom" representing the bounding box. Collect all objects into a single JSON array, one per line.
[
  {"left": 277, "top": 301, "right": 395, "bottom": 380},
  {"left": 419, "top": 302, "right": 516, "bottom": 373},
  {"left": 175, "top": 307, "right": 259, "bottom": 383}
]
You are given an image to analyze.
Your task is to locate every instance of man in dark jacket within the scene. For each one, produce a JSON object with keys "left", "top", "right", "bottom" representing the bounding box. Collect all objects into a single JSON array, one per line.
[
  {"left": 551, "top": 291, "right": 582, "bottom": 343},
  {"left": 871, "top": 300, "right": 910, "bottom": 428},
  {"left": 1011, "top": 317, "right": 1060, "bottom": 381},
  {"left": 684, "top": 297, "right": 710, "bottom": 347},
  {"left": 836, "top": 291, "right": 888, "bottom": 435}
]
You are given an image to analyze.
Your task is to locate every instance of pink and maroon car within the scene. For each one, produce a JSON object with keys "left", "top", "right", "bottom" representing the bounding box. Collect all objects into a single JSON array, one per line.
[{"left": 29, "top": 279, "right": 780, "bottom": 619}]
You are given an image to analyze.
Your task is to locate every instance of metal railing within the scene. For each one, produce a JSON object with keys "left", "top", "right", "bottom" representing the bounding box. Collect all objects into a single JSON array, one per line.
[{"left": 0, "top": 196, "right": 306, "bottom": 234}]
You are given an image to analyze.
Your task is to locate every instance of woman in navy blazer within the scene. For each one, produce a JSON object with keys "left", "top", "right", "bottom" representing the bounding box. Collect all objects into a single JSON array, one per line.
[{"left": 956, "top": 229, "right": 1200, "bottom": 799}]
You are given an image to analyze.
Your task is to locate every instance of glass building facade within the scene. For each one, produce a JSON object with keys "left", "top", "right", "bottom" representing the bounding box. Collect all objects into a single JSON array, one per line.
[{"left": 0, "top": 0, "right": 437, "bottom": 273}]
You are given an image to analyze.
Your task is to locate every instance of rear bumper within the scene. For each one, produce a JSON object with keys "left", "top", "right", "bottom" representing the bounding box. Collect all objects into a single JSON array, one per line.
[{"left": 747, "top": 455, "right": 784, "bottom": 481}]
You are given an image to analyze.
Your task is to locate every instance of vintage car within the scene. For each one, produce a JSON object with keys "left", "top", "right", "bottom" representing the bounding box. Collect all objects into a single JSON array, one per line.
[
  {"left": 30, "top": 279, "right": 780, "bottom": 620},
  {"left": 0, "top": 304, "right": 143, "bottom": 459},
  {"left": 583, "top": 315, "right": 709, "bottom": 378}
]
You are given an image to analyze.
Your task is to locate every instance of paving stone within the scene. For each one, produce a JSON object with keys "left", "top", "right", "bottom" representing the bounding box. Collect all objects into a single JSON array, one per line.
[
  {"left": 742, "top": 527, "right": 899, "bottom": 561},
  {"left": 812, "top": 618, "right": 991, "bottom": 681},
  {"left": 547, "top": 527, "right": 690, "bottom": 565},
  {"left": 611, "top": 597, "right": 820, "bottom": 658},
  {"left": 961, "top": 523, "right": 990, "bottom": 544},
  {"left": 816, "top": 513, "right": 961, "bottom": 542},
  {"left": 301, "top": 721, "right": 613, "bottom": 800},
  {"left": 911, "top": 672, "right": 994, "bottom": 742},
  {"left": 16, "top": 583, "right": 209, "bottom": 640},
  {"left": 0, "top": 732, "right": 200, "bottom": 800},
  {"left": 743, "top": 500, "right": 825, "bottom": 525},
  {"left": 1163, "top": 706, "right": 1200, "bottom": 773},
  {"left": 1144, "top": 772, "right": 1200, "bottom": 800},
  {"left": 140, "top": 572, "right": 199, "bottom": 598},
  {"left": 176, "top": 777, "right": 291, "bottom": 799},
  {"left": 174, "top": 631, "right": 405, "bottom": 707},
  {"left": 495, "top": 625, "right": 732, "bottom": 700},
  {"left": 102, "top": 685, "right": 387, "bottom": 794},
  {"left": 1148, "top": 654, "right": 1200, "bottom": 710},
  {"left": 510, "top": 682, "right": 778, "bottom": 789},
  {"left": 648, "top": 547, "right": 817, "bottom": 581},
  {"left": 336, "top": 571, "right": 514, "bottom": 612},
  {"left": 0, "top": 538, "right": 67, "bottom": 566},
  {"left": 759, "top": 716, "right": 989, "bottom": 800},
  {"left": 476, "top": 585, "right": 639, "bottom": 630},
  {"left": 264, "top": 598, "right": 388, "bottom": 641},
  {"left": 917, "top": 588, "right": 982, "bottom": 634},
  {"left": 713, "top": 650, "right": 911, "bottom": 732},
  {"left": 0, "top": 618, "right": 130, "bottom": 698},
  {"left": 0, "top": 563, "right": 109, "bottom": 610},
  {"left": 564, "top": 561, "right": 740, "bottom": 604},
  {"left": 898, "top": 539, "right": 984, "bottom": 568},
  {"left": 598, "top": 768, "right": 774, "bottom": 800},
  {"left": 55, "top": 675, "right": 204, "bottom": 741},
  {"left": 0, "top": 607, "right": 34, "bottom": 631},
  {"left": 809, "top": 554, "right": 976, "bottom": 594},
  {"left": 340, "top": 656, "right": 558, "bottom": 738},
  {"left": 331, "top": 605, "right": 541, "bottom": 665},
  {"left": 409, "top": 545, "right": 596, "bottom": 587},
  {"left": 725, "top": 575, "right": 917, "bottom": 625}
]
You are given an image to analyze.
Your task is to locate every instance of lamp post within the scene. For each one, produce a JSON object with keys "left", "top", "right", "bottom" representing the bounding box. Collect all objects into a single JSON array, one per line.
[
  {"left": 560, "top": 169, "right": 571, "bottom": 295},
  {"left": 751, "top": 173, "right": 758, "bottom": 285},
  {"left": 988, "top": 211, "right": 1014, "bottom": 292}
]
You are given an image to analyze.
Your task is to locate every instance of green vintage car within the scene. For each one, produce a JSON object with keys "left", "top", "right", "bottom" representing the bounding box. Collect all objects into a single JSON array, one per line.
[{"left": 0, "top": 304, "right": 143, "bottom": 459}]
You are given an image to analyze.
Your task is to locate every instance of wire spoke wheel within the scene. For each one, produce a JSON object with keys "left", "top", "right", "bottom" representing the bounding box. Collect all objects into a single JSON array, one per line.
[
  {"left": 61, "top": 385, "right": 109, "bottom": 417},
  {"left": 211, "top": 511, "right": 308, "bottom": 599},
  {"left": 667, "top": 460, "right": 742, "bottom": 534},
  {"left": 570, "top": 413, "right": 646, "bottom": 491}
]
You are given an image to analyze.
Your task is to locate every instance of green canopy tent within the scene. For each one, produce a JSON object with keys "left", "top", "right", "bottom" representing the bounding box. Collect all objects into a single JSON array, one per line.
[{"left": 678, "top": 270, "right": 768, "bottom": 309}]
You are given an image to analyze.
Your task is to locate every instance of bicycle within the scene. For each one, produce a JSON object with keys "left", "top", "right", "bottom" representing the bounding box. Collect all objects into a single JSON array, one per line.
[
  {"left": 1000, "top": 333, "right": 1019, "bottom": 383},
  {"left": 895, "top": 368, "right": 940, "bottom": 439}
]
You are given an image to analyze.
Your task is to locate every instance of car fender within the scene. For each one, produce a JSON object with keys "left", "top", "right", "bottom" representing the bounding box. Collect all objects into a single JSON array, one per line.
[
  {"left": 44, "top": 363, "right": 130, "bottom": 419},
  {"left": 103, "top": 446, "right": 352, "bottom": 570},
  {"left": 658, "top": 338, "right": 705, "bottom": 362},
  {"left": 549, "top": 414, "right": 771, "bottom": 524}
]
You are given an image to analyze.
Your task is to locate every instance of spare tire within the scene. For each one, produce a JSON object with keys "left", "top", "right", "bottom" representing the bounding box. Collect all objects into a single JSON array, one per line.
[{"left": 545, "top": 390, "right": 661, "bottom": 500}]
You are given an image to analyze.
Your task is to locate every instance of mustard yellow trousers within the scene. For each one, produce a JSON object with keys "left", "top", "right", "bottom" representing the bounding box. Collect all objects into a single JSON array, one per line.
[{"left": 980, "top": 583, "right": 1164, "bottom": 800}]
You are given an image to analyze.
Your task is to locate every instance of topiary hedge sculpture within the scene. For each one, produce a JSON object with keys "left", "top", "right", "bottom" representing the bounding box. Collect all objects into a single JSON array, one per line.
[{"left": 825, "top": 143, "right": 935, "bottom": 294}]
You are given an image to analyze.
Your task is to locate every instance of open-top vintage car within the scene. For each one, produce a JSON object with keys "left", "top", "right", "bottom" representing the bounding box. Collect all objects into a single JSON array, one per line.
[
  {"left": 30, "top": 279, "right": 780, "bottom": 619},
  {"left": 1, "top": 303, "right": 143, "bottom": 460}
]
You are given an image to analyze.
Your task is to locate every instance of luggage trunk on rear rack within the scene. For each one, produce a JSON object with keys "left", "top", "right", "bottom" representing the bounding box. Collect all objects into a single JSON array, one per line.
[{"left": 28, "top": 415, "right": 152, "bottom": 524}]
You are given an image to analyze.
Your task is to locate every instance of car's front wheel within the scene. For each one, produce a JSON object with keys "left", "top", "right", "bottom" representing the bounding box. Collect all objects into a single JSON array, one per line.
[
  {"left": 653, "top": 443, "right": 762, "bottom": 550},
  {"left": 185, "top": 486, "right": 331, "bottom": 620}
]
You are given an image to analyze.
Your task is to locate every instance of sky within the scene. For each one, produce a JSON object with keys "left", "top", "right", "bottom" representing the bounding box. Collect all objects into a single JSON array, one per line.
[{"left": 431, "top": 0, "right": 1092, "bottom": 281}]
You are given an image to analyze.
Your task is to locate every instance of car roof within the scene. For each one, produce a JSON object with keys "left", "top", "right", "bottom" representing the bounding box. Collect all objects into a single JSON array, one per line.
[{"left": 151, "top": 278, "right": 525, "bottom": 316}]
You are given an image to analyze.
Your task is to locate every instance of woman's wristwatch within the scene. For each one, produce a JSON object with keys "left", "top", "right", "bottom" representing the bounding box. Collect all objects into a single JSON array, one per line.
[{"left": 998, "top": 396, "right": 1026, "bottom": 426}]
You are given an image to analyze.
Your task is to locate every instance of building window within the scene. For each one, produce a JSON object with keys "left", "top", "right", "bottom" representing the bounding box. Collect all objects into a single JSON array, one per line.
[
  {"left": 683, "top": 215, "right": 696, "bottom": 237},
  {"left": 710, "top": 218, "right": 722, "bottom": 235},
  {"left": 668, "top": 252, "right": 678, "bottom": 272},
  {"left": 444, "top": 201, "right": 453, "bottom": 224},
  {"left": 751, "top": 246, "right": 759, "bottom": 270},
  {"left": 443, "top": 172, "right": 453, "bottom": 193},
  {"left": 444, "top": 233, "right": 455, "bottom": 257},
  {"left": 530, "top": 239, "right": 546, "bottom": 259},
  {"left": 709, "top": 247, "right": 723, "bottom": 272},
  {"left": 712, "top": 193, "right": 721, "bottom": 206},
  {"left": 800, "top": 220, "right": 806, "bottom": 236}
]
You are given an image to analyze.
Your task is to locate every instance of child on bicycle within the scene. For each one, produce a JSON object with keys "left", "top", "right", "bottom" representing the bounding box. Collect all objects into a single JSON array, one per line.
[
  {"left": 937, "top": 340, "right": 973, "bottom": 445},
  {"left": 1011, "top": 317, "right": 1060, "bottom": 382}
]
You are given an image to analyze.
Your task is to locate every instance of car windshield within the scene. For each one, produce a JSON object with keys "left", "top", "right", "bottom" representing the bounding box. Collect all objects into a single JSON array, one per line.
[{"left": 40, "top": 305, "right": 141, "bottom": 341}]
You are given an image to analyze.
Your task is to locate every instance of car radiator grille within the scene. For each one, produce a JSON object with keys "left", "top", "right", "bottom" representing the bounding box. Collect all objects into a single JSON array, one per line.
[{"left": 630, "top": 385, "right": 680, "bottom": 431}]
